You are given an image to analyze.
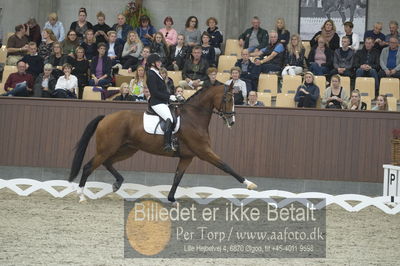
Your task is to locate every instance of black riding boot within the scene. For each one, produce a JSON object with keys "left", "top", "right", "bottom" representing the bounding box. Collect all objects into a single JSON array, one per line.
[{"left": 163, "top": 119, "right": 174, "bottom": 152}]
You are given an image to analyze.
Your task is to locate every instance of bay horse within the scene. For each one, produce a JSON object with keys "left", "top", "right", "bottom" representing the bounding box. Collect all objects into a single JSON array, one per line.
[
  {"left": 322, "top": 0, "right": 367, "bottom": 24},
  {"left": 68, "top": 84, "right": 257, "bottom": 202}
]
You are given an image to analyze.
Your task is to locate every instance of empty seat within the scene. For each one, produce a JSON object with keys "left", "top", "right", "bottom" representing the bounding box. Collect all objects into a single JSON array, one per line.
[
  {"left": 216, "top": 72, "right": 231, "bottom": 84},
  {"left": 257, "top": 92, "right": 272, "bottom": 107},
  {"left": 314, "top": 75, "right": 326, "bottom": 96},
  {"left": 217, "top": 55, "right": 237, "bottom": 73},
  {"left": 257, "top": 73, "right": 278, "bottom": 96},
  {"left": 281, "top": 75, "right": 302, "bottom": 94},
  {"left": 224, "top": 39, "right": 242, "bottom": 57},
  {"left": 167, "top": 71, "right": 182, "bottom": 87},
  {"left": 339, "top": 75, "right": 351, "bottom": 97},
  {"left": 387, "top": 96, "right": 398, "bottom": 111},
  {"left": 115, "top": 75, "right": 133, "bottom": 87},
  {"left": 82, "top": 86, "right": 102, "bottom": 100},
  {"left": 118, "top": 69, "right": 136, "bottom": 76},
  {"left": 276, "top": 93, "right": 296, "bottom": 108},
  {"left": 355, "top": 77, "right": 375, "bottom": 98},
  {"left": 0, "top": 46, "right": 7, "bottom": 64},
  {"left": 379, "top": 78, "right": 399, "bottom": 100},
  {"left": 362, "top": 96, "right": 372, "bottom": 110}
]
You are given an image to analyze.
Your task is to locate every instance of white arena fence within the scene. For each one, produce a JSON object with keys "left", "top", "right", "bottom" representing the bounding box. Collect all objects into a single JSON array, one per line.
[{"left": 0, "top": 179, "right": 399, "bottom": 215}]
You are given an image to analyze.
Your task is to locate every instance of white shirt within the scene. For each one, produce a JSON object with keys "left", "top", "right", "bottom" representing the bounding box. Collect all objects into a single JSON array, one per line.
[
  {"left": 55, "top": 74, "right": 78, "bottom": 95},
  {"left": 43, "top": 21, "right": 65, "bottom": 42},
  {"left": 108, "top": 43, "right": 116, "bottom": 57},
  {"left": 225, "top": 79, "right": 247, "bottom": 99}
]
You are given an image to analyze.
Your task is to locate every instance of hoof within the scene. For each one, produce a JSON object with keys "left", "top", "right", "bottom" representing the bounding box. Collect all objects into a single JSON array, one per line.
[
  {"left": 246, "top": 181, "right": 258, "bottom": 190},
  {"left": 112, "top": 182, "right": 121, "bottom": 192},
  {"left": 79, "top": 194, "right": 87, "bottom": 203}
]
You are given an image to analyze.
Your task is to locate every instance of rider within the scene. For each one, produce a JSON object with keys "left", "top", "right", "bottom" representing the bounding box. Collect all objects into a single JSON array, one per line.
[{"left": 146, "top": 53, "right": 177, "bottom": 152}]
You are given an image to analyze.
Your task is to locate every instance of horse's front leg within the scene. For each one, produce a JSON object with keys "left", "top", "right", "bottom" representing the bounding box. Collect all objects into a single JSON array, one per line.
[
  {"left": 196, "top": 148, "right": 257, "bottom": 190},
  {"left": 168, "top": 157, "right": 193, "bottom": 202}
]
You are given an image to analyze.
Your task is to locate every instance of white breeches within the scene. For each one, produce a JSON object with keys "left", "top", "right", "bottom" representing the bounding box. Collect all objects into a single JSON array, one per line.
[
  {"left": 282, "top": 66, "right": 303, "bottom": 76},
  {"left": 152, "top": 103, "right": 173, "bottom": 121}
]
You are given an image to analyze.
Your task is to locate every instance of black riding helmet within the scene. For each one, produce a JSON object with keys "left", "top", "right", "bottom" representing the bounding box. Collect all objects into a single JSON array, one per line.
[{"left": 146, "top": 53, "right": 161, "bottom": 69}]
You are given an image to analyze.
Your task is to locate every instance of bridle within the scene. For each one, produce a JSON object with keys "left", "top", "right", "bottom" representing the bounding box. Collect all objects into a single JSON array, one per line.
[{"left": 213, "top": 85, "right": 236, "bottom": 122}]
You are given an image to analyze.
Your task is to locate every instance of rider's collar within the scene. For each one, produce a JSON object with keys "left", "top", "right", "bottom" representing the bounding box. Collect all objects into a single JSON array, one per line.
[{"left": 151, "top": 67, "right": 164, "bottom": 80}]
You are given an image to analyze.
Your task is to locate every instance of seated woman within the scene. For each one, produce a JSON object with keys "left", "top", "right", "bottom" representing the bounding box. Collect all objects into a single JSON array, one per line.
[
  {"left": 26, "top": 18, "right": 42, "bottom": 47},
  {"left": 80, "top": 29, "right": 98, "bottom": 60},
  {"left": 307, "top": 35, "right": 333, "bottom": 75},
  {"left": 202, "top": 67, "right": 223, "bottom": 88},
  {"left": 150, "top": 32, "right": 169, "bottom": 65},
  {"left": 93, "top": 11, "right": 111, "bottom": 45},
  {"left": 89, "top": 43, "right": 112, "bottom": 88},
  {"left": 310, "top": 19, "right": 340, "bottom": 51},
  {"left": 113, "top": 82, "right": 137, "bottom": 101},
  {"left": 372, "top": 95, "right": 389, "bottom": 111},
  {"left": 294, "top": 71, "right": 320, "bottom": 108},
  {"left": 135, "top": 15, "right": 156, "bottom": 47},
  {"left": 225, "top": 66, "right": 247, "bottom": 105},
  {"left": 159, "top": 16, "right": 177, "bottom": 46},
  {"left": 121, "top": 31, "right": 143, "bottom": 69},
  {"left": 322, "top": 74, "right": 349, "bottom": 109},
  {"left": 33, "top": 63, "right": 57, "bottom": 97},
  {"left": 275, "top": 18, "right": 290, "bottom": 47},
  {"left": 347, "top": 89, "right": 367, "bottom": 110},
  {"left": 53, "top": 63, "right": 78, "bottom": 98},
  {"left": 282, "top": 34, "right": 305, "bottom": 76},
  {"left": 45, "top": 42, "right": 71, "bottom": 79},
  {"left": 181, "top": 16, "right": 201, "bottom": 48},
  {"left": 71, "top": 46, "right": 90, "bottom": 98},
  {"left": 69, "top": 7, "right": 93, "bottom": 43},
  {"left": 159, "top": 67, "right": 175, "bottom": 95},
  {"left": 206, "top": 17, "right": 223, "bottom": 56},
  {"left": 38, "top": 29, "right": 57, "bottom": 61},
  {"left": 201, "top": 32, "right": 216, "bottom": 67},
  {"left": 62, "top": 30, "right": 80, "bottom": 58},
  {"left": 167, "top": 34, "right": 189, "bottom": 71},
  {"left": 254, "top": 30, "right": 285, "bottom": 74},
  {"left": 129, "top": 65, "right": 147, "bottom": 96}
]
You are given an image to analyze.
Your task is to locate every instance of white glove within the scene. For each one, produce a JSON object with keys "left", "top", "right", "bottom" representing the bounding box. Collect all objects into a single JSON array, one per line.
[
  {"left": 176, "top": 95, "right": 185, "bottom": 102},
  {"left": 169, "top": 95, "right": 177, "bottom": 101}
]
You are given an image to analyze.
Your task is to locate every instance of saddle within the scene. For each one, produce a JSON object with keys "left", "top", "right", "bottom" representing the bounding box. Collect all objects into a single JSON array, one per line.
[{"left": 143, "top": 104, "right": 181, "bottom": 135}]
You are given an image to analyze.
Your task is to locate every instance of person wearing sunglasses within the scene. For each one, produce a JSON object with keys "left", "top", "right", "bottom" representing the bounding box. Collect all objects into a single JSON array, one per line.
[{"left": 159, "top": 16, "right": 177, "bottom": 46}]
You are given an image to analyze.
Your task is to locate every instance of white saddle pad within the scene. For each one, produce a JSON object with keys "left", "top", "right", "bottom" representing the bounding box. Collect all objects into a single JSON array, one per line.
[{"left": 143, "top": 113, "right": 180, "bottom": 135}]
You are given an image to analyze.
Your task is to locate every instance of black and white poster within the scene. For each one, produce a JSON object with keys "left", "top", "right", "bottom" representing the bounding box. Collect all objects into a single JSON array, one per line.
[{"left": 299, "top": 0, "right": 368, "bottom": 41}]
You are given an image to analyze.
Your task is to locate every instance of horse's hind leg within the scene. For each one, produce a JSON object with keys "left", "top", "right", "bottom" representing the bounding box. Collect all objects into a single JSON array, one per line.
[
  {"left": 103, "top": 146, "right": 138, "bottom": 192},
  {"left": 197, "top": 148, "right": 257, "bottom": 190},
  {"left": 168, "top": 157, "right": 193, "bottom": 202}
]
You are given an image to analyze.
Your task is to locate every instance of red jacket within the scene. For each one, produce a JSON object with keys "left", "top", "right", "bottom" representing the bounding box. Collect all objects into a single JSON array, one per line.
[{"left": 4, "top": 72, "right": 34, "bottom": 91}]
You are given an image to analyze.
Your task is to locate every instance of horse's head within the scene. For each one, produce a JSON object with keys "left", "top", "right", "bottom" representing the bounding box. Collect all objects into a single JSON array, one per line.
[{"left": 214, "top": 83, "right": 236, "bottom": 128}]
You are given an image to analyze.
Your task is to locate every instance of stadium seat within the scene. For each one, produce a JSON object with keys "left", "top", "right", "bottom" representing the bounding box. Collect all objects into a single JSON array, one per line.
[
  {"left": 362, "top": 96, "right": 372, "bottom": 110},
  {"left": 118, "top": 69, "right": 135, "bottom": 77},
  {"left": 167, "top": 71, "right": 182, "bottom": 86},
  {"left": 387, "top": 96, "right": 398, "bottom": 111},
  {"left": 115, "top": 75, "right": 133, "bottom": 87},
  {"left": 314, "top": 75, "right": 326, "bottom": 97},
  {"left": 224, "top": 39, "right": 242, "bottom": 57},
  {"left": 257, "top": 73, "right": 278, "bottom": 96},
  {"left": 82, "top": 86, "right": 102, "bottom": 100},
  {"left": 216, "top": 72, "right": 230, "bottom": 83},
  {"left": 302, "top": 41, "right": 311, "bottom": 58},
  {"left": 281, "top": 75, "right": 302, "bottom": 94},
  {"left": 339, "top": 75, "right": 351, "bottom": 97},
  {"left": 257, "top": 92, "right": 272, "bottom": 107},
  {"left": 217, "top": 55, "right": 237, "bottom": 73},
  {"left": 355, "top": 77, "right": 375, "bottom": 98},
  {"left": 0, "top": 46, "right": 7, "bottom": 64},
  {"left": 276, "top": 93, "right": 296, "bottom": 108},
  {"left": 183, "top": 89, "right": 196, "bottom": 99},
  {"left": 379, "top": 78, "right": 399, "bottom": 100}
]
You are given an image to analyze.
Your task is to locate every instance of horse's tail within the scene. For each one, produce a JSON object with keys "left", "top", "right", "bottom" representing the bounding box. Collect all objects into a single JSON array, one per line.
[{"left": 68, "top": 115, "right": 105, "bottom": 182}]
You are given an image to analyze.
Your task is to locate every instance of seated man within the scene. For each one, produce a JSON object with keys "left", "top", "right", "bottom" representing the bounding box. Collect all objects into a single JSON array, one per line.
[
  {"left": 379, "top": 37, "right": 400, "bottom": 80},
  {"left": 238, "top": 16, "right": 268, "bottom": 53},
  {"left": 331, "top": 36, "right": 354, "bottom": 77},
  {"left": 384, "top": 21, "right": 400, "bottom": 46},
  {"left": 235, "top": 49, "right": 260, "bottom": 92},
  {"left": 179, "top": 46, "right": 209, "bottom": 90},
  {"left": 246, "top": 91, "right": 265, "bottom": 106},
  {"left": 21, "top": 42, "right": 44, "bottom": 79},
  {"left": 364, "top": 22, "right": 386, "bottom": 51},
  {"left": 6, "top": 24, "right": 29, "bottom": 66},
  {"left": 354, "top": 37, "right": 380, "bottom": 94},
  {"left": 2, "top": 60, "right": 34, "bottom": 97},
  {"left": 111, "top": 13, "right": 133, "bottom": 46},
  {"left": 106, "top": 31, "right": 123, "bottom": 67},
  {"left": 254, "top": 31, "right": 285, "bottom": 74}
]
